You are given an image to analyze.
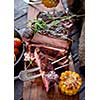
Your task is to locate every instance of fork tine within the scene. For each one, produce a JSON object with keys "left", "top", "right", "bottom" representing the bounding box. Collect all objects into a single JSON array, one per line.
[
  {"left": 21, "top": 63, "right": 69, "bottom": 81},
  {"left": 25, "top": 67, "right": 40, "bottom": 73},
  {"left": 24, "top": 56, "right": 67, "bottom": 73},
  {"left": 55, "top": 63, "right": 69, "bottom": 71},
  {"left": 16, "top": 55, "right": 69, "bottom": 81},
  {"left": 51, "top": 56, "right": 67, "bottom": 64}
]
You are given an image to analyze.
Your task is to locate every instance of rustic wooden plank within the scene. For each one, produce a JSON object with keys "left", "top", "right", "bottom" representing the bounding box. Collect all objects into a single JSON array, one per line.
[
  {"left": 23, "top": 78, "right": 79, "bottom": 100},
  {"left": 14, "top": 0, "right": 28, "bottom": 99},
  {"left": 14, "top": 80, "right": 23, "bottom": 100},
  {"left": 14, "top": 0, "right": 28, "bottom": 30},
  {"left": 14, "top": 15, "right": 27, "bottom": 30}
]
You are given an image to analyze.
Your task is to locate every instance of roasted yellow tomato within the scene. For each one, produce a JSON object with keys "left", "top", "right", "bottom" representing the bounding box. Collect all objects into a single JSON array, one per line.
[
  {"left": 59, "top": 71, "right": 82, "bottom": 96},
  {"left": 42, "top": 0, "right": 59, "bottom": 8}
]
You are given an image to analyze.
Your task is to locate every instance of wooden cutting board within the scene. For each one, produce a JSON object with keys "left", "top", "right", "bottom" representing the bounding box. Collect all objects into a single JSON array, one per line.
[
  {"left": 23, "top": 78, "right": 79, "bottom": 100},
  {"left": 23, "top": 1, "right": 79, "bottom": 99}
]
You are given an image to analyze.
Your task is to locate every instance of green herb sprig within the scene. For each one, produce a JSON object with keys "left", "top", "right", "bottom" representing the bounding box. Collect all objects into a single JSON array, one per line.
[{"left": 30, "top": 19, "right": 47, "bottom": 33}]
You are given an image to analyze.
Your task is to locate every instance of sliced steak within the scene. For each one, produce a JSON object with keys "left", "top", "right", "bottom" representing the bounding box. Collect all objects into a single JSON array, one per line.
[
  {"left": 31, "top": 33, "right": 72, "bottom": 49},
  {"left": 29, "top": 44, "right": 68, "bottom": 57},
  {"left": 34, "top": 48, "right": 59, "bottom": 92}
]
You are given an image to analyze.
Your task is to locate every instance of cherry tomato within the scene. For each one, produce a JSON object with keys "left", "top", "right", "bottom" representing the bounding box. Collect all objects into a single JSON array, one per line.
[{"left": 14, "top": 38, "right": 22, "bottom": 48}]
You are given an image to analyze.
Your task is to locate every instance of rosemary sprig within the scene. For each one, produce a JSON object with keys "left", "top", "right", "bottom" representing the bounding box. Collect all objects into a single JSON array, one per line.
[
  {"left": 51, "top": 14, "right": 85, "bottom": 21},
  {"left": 28, "top": 14, "right": 85, "bottom": 34},
  {"left": 29, "top": 19, "right": 47, "bottom": 33}
]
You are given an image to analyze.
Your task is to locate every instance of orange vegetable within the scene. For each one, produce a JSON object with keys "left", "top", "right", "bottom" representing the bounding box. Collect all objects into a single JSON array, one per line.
[
  {"left": 42, "top": 0, "right": 59, "bottom": 8},
  {"left": 14, "top": 38, "right": 22, "bottom": 48}
]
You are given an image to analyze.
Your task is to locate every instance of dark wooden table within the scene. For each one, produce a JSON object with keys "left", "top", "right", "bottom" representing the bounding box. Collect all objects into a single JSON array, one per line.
[{"left": 14, "top": 0, "right": 28, "bottom": 100}]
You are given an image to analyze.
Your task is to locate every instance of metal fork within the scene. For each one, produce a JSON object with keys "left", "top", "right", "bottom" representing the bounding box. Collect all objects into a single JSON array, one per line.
[
  {"left": 14, "top": 63, "right": 69, "bottom": 81},
  {"left": 14, "top": 56, "right": 68, "bottom": 81}
]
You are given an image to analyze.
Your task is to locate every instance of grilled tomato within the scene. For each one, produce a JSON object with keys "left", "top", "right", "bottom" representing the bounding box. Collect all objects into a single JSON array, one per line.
[
  {"left": 42, "top": 0, "right": 59, "bottom": 8},
  {"left": 14, "top": 38, "right": 22, "bottom": 48},
  {"left": 59, "top": 71, "right": 82, "bottom": 96}
]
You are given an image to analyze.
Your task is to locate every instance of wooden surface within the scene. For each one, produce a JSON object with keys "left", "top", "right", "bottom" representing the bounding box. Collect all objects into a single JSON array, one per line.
[
  {"left": 23, "top": 78, "right": 79, "bottom": 100},
  {"left": 23, "top": 54, "right": 78, "bottom": 100},
  {"left": 23, "top": 1, "right": 85, "bottom": 100},
  {"left": 14, "top": 0, "right": 28, "bottom": 100},
  {"left": 14, "top": 0, "right": 28, "bottom": 30}
]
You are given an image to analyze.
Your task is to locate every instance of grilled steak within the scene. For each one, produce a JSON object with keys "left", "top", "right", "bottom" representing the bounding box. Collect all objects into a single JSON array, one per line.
[
  {"left": 31, "top": 32, "right": 71, "bottom": 49},
  {"left": 23, "top": 12, "right": 75, "bottom": 92},
  {"left": 29, "top": 44, "right": 68, "bottom": 56}
]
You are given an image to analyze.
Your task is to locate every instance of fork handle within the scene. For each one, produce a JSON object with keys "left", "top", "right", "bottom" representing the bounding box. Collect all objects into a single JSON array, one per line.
[
  {"left": 24, "top": 74, "right": 42, "bottom": 81},
  {"left": 26, "top": 64, "right": 69, "bottom": 81}
]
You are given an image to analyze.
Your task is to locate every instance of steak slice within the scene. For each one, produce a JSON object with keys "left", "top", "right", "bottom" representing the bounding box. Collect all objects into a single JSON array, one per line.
[
  {"left": 34, "top": 48, "right": 59, "bottom": 92},
  {"left": 29, "top": 44, "right": 68, "bottom": 57},
  {"left": 31, "top": 33, "right": 72, "bottom": 49}
]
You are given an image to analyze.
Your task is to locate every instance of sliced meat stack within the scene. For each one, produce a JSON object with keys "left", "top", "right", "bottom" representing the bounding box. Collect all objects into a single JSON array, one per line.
[
  {"left": 34, "top": 47, "right": 59, "bottom": 92},
  {"left": 23, "top": 43, "right": 71, "bottom": 92},
  {"left": 22, "top": 14, "right": 74, "bottom": 92}
]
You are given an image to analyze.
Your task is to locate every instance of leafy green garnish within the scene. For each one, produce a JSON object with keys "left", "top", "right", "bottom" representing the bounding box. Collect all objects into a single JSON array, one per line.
[
  {"left": 29, "top": 14, "right": 84, "bottom": 34},
  {"left": 31, "top": 19, "right": 47, "bottom": 33},
  {"left": 29, "top": 60, "right": 32, "bottom": 65}
]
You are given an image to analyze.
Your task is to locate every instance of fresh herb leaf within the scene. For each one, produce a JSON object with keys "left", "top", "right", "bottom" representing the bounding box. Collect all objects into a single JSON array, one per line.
[
  {"left": 31, "top": 19, "right": 47, "bottom": 33},
  {"left": 30, "top": 60, "right": 32, "bottom": 65}
]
